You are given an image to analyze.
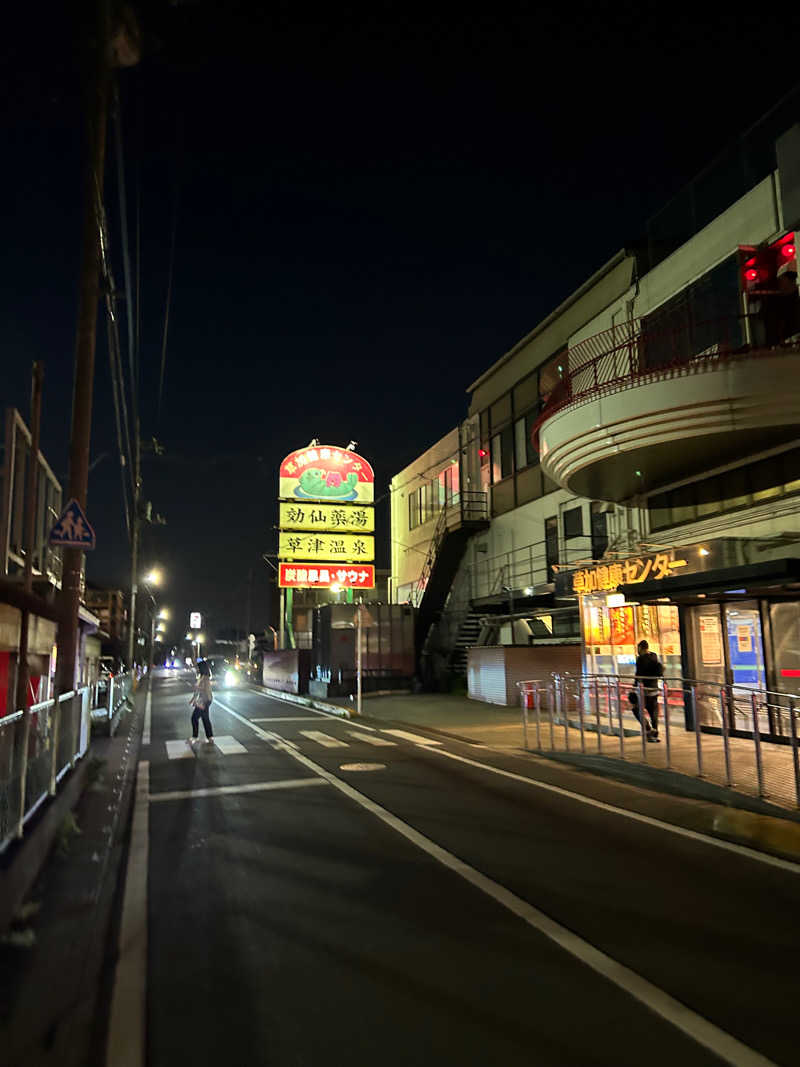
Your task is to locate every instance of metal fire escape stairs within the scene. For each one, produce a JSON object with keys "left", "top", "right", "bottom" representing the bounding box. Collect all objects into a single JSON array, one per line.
[{"left": 413, "top": 490, "right": 489, "bottom": 672}]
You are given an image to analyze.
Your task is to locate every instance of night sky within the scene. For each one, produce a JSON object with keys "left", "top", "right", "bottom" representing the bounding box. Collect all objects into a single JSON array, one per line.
[{"left": 3, "top": 5, "right": 796, "bottom": 642}]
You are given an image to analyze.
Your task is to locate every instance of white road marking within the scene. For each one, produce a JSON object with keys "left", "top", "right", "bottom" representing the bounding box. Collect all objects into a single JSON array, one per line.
[
  {"left": 211, "top": 735, "right": 247, "bottom": 755},
  {"left": 260, "top": 733, "right": 777, "bottom": 1067},
  {"left": 214, "top": 692, "right": 800, "bottom": 877},
  {"left": 251, "top": 716, "right": 331, "bottom": 723},
  {"left": 149, "top": 778, "right": 327, "bottom": 802},
  {"left": 382, "top": 729, "right": 441, "bottom": 746},
  {"left": 421, "top": 746, "right": 800, "bottom": 877},
  {"left": 142, "top": 687, "right": 152, "bottom": 745},
  {"left": 106, "top": 760, "right": 149, "bottom": 1067},
  {"left": 340, "top": 762, "right": 386, "bottom": 772},
  {"left": 348, "top": 731, "right": 396, "bottom": 747},
  {"left": 299, "top": 729, "right": 348, "bottom": 748},
  {"left": 165, "top": 739, "right": 195, "bottom": 760}
]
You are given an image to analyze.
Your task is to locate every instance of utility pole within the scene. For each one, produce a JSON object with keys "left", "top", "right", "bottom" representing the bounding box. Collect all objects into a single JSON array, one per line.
[
  {"left": 55, "top": 0, "right": 111, "bottom": 694},
  {"left": 16, "top": 362, "right": 44, "bottom": 712}
]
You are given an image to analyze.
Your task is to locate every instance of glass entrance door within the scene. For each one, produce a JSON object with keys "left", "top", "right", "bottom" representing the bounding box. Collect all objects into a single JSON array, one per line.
[{"left": 686, "top": 601, "right": 767, "bottom": 731}]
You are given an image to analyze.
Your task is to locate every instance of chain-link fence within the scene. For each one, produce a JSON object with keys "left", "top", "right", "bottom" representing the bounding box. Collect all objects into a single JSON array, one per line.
[
  {"left": 0, "top": 687, "right": 92, "bottom": 853},
  {"left": 518, "top": 674, "right": 800, "bottom": 810}
]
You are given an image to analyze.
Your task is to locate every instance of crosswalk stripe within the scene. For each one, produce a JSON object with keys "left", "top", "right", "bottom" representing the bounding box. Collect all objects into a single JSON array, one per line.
[
  {"left": 381, "top": 729, "right": 441, "bottom": 746},
  {"left": 347, "top": 731, "right": 396, "bottom": 747},
  {"left": 165, "top": 740, "right": 195, "bottom": 759},
  {"left": 212, "top": 735, "right": 248, "bottom": 755},
  {"left": 299, "top": 730, "right": 348, "bottom": 749}
]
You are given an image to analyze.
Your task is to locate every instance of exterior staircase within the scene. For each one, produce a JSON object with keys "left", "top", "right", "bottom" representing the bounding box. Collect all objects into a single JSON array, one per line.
[{"left": 449, "top": 611, "right": 483, "bottom": 676}]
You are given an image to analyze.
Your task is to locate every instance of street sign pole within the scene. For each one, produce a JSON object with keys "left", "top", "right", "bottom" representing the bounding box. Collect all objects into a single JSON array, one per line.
[{"left": 356, "top": 602, "right": 362, "bottom": 717}]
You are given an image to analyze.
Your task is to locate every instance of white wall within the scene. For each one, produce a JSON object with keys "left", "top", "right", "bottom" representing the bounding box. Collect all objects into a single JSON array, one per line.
[{"left": 390, "top": 427, "right": 459, "bottom": 601}]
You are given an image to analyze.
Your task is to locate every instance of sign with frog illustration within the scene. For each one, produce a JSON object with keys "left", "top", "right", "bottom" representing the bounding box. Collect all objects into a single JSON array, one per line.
[{"left": 279, "top": 446, "right": 374, "bottom": 503}]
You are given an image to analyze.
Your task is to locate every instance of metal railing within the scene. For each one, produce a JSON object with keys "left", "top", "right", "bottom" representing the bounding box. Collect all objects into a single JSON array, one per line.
[
  {"left": 0, "top": 687, "right": 92, "bottom": 853},
  {"left": 518, "top": 673, "right": 800, "bottom": 809},
  {"left": 90, "top": 671, "right": 135, "bottom": 736},
  {"left": 532, "top": 311, "right": 800, "bottom": 440}
]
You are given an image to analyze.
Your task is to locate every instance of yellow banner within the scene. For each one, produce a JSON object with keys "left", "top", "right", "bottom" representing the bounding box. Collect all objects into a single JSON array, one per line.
[
  {"left": 279, "top": 531, "right": 374, "bottom": 562},
  {"left": 279, "top": 501, "right": 374, "bottom": 533}
]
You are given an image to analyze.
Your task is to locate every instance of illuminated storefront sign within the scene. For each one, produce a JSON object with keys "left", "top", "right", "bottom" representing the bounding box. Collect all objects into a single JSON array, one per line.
[
  {"left": 279, "top": 563, "right": 375, "bottom": 589},
  {"left": 279, "top": 532, "right": 374, "bottom": 562},
  {"left": 571, "top": 552, "right": 688, "bottom": 595},
  {"left": 279, "top": 446, "right": 375, "bottom": 504},
  {"left": 279, "top": 501, "right": 374, "bottom": 533}
]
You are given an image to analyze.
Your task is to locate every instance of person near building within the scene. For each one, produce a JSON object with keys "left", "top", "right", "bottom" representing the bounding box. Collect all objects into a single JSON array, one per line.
[
  {"left": 629, "top": 639, "right": 663, "bottom": 742},
  {"left": 189, "top": 660, "right": 214, "bottom": 745}
]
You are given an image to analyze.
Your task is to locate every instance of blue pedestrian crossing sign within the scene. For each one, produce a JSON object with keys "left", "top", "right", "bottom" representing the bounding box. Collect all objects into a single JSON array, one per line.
[{"left": 49, "top": 498, "right": 96, "bottom": 550}]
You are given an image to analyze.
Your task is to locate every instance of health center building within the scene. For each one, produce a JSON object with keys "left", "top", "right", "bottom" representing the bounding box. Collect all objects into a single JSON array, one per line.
[{"left": 392, "top": 93, "right": 800, "bottom": 739}]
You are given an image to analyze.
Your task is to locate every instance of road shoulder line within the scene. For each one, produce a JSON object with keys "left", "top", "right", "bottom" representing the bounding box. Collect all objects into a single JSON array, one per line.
[{"left": 106, "top": 759, "right": 149, "bottom": 1067}]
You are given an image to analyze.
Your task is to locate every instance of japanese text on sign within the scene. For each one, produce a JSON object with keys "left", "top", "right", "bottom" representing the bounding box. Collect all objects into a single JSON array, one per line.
[
  {"left": 279, "top": 563, "right": 375, "bottom": 589},
  {"left": 279, "top": 501, "right": 374, "bottom": 533},
  {"left": 571, "top": 553, "right": 688, "bottom": 595},
  {"left": 278, "top": 531, "right": 375, "bottom": 562}
]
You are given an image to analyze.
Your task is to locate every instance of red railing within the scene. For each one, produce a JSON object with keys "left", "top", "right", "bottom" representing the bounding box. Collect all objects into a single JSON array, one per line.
[{"left": 532, "top": 311, "right": 800, "bottom": 445}]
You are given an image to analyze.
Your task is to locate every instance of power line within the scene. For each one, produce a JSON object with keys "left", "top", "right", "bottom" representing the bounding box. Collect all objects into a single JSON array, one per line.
[
  {"left": 157, "top": 107, "right": 183, "bottom": 426},
  {"left": 111, "top": 78, "right": 137, "bottom": 427}
]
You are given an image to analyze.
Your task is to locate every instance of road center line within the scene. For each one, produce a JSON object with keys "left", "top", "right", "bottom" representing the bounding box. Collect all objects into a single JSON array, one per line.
[
  {"left": 149, "top": 778, "right": 328, "bottom": 802},
  {"left": 215, "top": 691, "right": 800, "bottom": 875},
  {"left": 256, "top": 731, "right": 775, "bottom": 1067},
  {"left": 106, "top": 760, "right": 149, "bottom": 1067}
]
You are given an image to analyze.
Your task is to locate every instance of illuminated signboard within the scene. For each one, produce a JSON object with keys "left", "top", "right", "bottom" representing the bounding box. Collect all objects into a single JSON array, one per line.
[
  {"left": 279, "top": 501, "right": 374, "bottom": 533},
  {"left": 279, "top": 563, "right": 375, "bottom": 589},
  {"left": 279, "top": 531, "right": 374, "bottom": 562},
  {"left": 189, "top": 612, "right": 202, "bottom": 629},
  {"left": 572, "top": 552, "right": 688, "bottom": 595},
  {"left": 279, "top": 446, "right": 374, "bottom": 504}
]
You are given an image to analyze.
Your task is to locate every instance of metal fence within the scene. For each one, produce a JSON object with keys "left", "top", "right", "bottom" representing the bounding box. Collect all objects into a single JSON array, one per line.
[
  {"left": 0, "top": 687, "right": 92, "bottom": 853},
  {"left": 518, "top": 673, "right": 800, "bottom": 810},
  {"left": 90, "top": 671, "right": 135, "bottom": 736}
]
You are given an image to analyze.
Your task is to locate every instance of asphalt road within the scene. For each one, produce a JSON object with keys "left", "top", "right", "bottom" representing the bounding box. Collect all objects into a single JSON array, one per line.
[{"left": 118, "top": 670, "right": 800, "bottom": 1067}]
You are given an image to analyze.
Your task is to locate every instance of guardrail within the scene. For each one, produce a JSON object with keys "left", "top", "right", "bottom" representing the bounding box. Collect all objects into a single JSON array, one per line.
[
  {"left": 532, "top": 312, "right": 800, "bottom": 442},
  {"left": 90, "top": 671, "right": 135, "bottom": 736},
  {"left": 518, "top": 673, "right": 800, "bottom": 810},
  {"left": 0, "top": 687, "right": 92, "bottom": 853}
]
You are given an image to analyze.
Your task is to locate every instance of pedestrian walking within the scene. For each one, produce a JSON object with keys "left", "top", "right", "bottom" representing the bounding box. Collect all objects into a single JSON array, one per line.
[
  {"left": 189, "top": 661, "right": 214, "bottom": 745},
  {"left": 629, "top": 639, "right": 663, "bottom": 742}
]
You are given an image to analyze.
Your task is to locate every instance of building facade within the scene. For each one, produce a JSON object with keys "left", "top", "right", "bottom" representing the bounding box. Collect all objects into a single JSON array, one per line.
[{"left": 391, "top": 96, "right": 800, "bottom": 738}]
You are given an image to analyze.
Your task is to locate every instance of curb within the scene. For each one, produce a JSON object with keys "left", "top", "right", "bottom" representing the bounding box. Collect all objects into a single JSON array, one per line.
[{"left": 250, "top": 685, "right": 354, "bottom": 719}]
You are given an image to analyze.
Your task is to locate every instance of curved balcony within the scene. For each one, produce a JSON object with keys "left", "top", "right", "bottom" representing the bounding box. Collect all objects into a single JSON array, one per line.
[{"left": 535, "top": 315, "right": 800, "bottom": 501}]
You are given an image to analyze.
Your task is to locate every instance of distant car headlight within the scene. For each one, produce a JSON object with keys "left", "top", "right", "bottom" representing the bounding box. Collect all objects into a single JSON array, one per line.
[{"left": 224, "top": 670, "right": 237, "bottom": 687}]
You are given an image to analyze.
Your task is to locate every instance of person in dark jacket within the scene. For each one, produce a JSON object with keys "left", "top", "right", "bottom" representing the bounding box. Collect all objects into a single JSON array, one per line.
[{"left": 629, "top": 639, "right": 663, "bottom": 741}]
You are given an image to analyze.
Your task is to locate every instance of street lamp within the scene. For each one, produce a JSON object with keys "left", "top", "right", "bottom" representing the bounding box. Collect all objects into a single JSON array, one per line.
[{"left": 145, "top": 567, "right": 163, "bottom": 586}]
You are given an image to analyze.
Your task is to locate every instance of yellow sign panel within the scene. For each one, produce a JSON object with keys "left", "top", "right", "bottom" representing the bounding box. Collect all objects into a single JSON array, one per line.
[
  {"left": 572, "top": 553, "right": 688, "bottom": 595},
  {"left": 279, "top": 531, "right": 374, "bottom": 562},
  {"left": 279, "top": 501, "right": 374, "bottom": 533}
]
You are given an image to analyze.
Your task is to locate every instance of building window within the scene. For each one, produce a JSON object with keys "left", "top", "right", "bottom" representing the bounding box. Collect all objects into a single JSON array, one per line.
[
  {"left": 545, "top": 515, "right": 559, "bottom": 582},
  {"left": 590, "top": 502, "right": 609, "bottom": 560},
  {"left": 647, "top": 446, "right": 800, "bottom": 531},
  {"left": 489, "top": 393, "right": 512, "bottom": 430},
  {"left": 563, "top": 505, "right": 583, "bottom": 540},
  {"left": 491, "top": 433, "right": 501, "bottom": 485}
]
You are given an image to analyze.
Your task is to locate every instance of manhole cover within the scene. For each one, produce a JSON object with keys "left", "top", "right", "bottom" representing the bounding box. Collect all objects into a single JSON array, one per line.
[{"left": 339, "top": 762, "right": 385, "bottom": 772}]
